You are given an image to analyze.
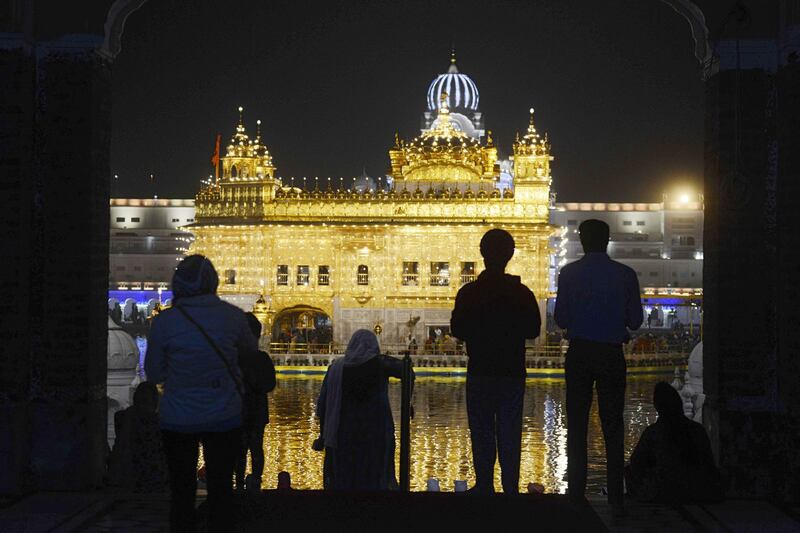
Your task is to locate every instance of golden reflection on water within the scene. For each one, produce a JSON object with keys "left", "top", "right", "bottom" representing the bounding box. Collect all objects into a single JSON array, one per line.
[{"left": 247, "top": 375, "right": 660, "bottom": 493}]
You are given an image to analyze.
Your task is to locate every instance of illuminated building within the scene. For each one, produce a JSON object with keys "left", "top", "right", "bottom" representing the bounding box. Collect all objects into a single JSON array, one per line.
[
  {"left": 550, "top": 194, "right": 704, "bottom": 326},
  {"left": 109, "top": 198, "right": 195, "bottom": 292},
  {"left": 188, "top": 56, "right": 554, "bottom": 345},
  {"left": 109, "top": 57, "right": 704, "bottom": 338}
]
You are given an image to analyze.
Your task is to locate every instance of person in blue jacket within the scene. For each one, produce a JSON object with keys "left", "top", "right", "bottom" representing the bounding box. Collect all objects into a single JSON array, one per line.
[{"left": 146, "top": 255, "right": 257, "bottom": 533}]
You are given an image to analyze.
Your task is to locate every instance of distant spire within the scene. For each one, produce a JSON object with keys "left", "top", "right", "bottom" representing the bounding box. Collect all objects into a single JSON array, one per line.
[
  {"left": 448, "top": 47, "right": 458, "bottom": 73},
  {"left": 238, "top": 106, "right": 244, "bottom": 128},
  {"left": 527, "top": 107, "right": 537, "bottom": 136}
]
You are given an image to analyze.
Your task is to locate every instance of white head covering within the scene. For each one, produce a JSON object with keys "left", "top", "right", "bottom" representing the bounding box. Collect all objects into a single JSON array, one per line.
[{"left": 318, "top": 329, "right": 380, "bottom": 448}]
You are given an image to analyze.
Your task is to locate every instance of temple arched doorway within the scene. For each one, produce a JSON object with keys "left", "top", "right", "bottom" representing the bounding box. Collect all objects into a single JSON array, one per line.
[{"left": 271, "top": 305, "right": 333, "bottom": 352}]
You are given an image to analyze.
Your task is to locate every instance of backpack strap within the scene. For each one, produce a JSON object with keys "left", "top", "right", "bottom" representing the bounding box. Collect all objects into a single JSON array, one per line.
[{"left": 173, "top": 305, "right": 244, "bottom": 398}]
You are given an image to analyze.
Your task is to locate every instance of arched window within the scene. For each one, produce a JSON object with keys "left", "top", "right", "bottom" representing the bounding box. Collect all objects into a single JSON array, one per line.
[
  {"left": 231, "top": 165, "right": 238, "bottom": 178},
  {"left": 357, "top": 264, "right": 369, "bottom": 285}
]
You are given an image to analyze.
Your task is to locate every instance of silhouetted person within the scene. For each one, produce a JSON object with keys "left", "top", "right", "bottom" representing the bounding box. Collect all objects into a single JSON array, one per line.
[
  {"left": 107, "top": 381, "right": 168, "bottom": 492},
  {"left": 555, "top": 219, "right": 642, "bottom": 511},
  {"left": 316, "top": 329, "right": 413, "bottom": 490},
  {"left": 235, "top": 313, "right": 276, "bottom": 493},
  {"left": 146, "top": 255, "right": 257, "bottom": 532},
  {"left": 451, "top": 228, "right": 541, "bottom": 493},
  {"left": 626, "top": 382, "right": 722, "bottom": 503}
]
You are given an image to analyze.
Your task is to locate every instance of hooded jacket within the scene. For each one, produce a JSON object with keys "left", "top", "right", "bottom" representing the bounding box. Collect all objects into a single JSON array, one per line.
[{"left": 145, "top": 294, "right": 257, "bottom": 432}]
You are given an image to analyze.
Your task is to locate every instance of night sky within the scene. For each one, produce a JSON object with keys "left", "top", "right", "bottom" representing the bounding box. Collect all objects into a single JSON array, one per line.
[{"left": 111, "top": 0, "right": 704, "bottom": 202}]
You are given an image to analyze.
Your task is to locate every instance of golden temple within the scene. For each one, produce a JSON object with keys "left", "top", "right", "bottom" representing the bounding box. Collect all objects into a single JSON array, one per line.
[{"left": 190, "top": 58, "right": 555, "bottom": 346}]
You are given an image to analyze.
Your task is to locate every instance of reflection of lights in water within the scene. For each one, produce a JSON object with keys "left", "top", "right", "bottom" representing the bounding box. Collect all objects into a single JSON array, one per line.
[
  {"left": 542, "top": 394, "right": 568, "bottom": 494},
  {"left": 190, "top": 375, "right": 660, "bottom": 492}
]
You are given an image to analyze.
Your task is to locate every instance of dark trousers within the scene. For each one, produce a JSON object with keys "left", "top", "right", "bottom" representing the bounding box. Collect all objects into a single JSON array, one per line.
[
  {"left": 565, "top": 339, "right": 626, "bottom": 505},
  {"left": 162, "top": 427, "right": 241, "bottom": 533},
  {"left": 235, "top": 424, "right": 266, "bottom": 489},
  {"left": 466, "top": 374, "right": 526, "bottom": 494}
]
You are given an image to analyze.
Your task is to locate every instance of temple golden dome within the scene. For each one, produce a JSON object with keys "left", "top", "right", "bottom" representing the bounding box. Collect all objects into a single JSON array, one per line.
[
  {"left": 514, "top": 108, "right": 550, "bottom": 156},
  {"left": 227, "top": 107, "right": 252, "bottom": 157},
  {"left": 389, "top": 93, "right": 496, "bottom": 185},
  {"left": 222, "top": 107, "right": 276, "bottom": 181}
]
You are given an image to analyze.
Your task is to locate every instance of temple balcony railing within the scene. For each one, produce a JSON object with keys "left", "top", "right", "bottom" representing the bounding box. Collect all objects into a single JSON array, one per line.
[
  {"left": 267, "top": 342, "right": 691, "bottom": 370},
  {"left": 401, "top": 274, "right": 419, "bottom": 286},
  {"left": 429, "top": 274, "right": 450, "bottom": 286},
  {"left": 193, "top": 192, "right": 554, "bottom": 225}
]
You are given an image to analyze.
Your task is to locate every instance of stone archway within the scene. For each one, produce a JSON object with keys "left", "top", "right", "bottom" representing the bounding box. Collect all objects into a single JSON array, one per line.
[
  {"left": 5, "top": 0, "right": 800, "bottom": 501},
  {"left": 271, "top": 305, "right": 333, "bottom": 352}
]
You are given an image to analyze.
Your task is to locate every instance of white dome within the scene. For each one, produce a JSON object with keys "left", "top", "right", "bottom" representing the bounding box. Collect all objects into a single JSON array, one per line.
[
  {"left": 107, "top": 316, "right": 139, "bottom": 370},
  {"left": 427, "top": 60, "right": 479, "bottom": 112}
]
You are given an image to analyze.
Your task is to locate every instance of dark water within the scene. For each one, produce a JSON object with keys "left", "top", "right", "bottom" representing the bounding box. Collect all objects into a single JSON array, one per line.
[{"left": 250, "top": 375, "right": 661, "bottom": 493}]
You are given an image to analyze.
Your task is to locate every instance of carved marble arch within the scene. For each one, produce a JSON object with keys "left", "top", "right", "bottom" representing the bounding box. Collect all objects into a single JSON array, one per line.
[
  {"left": 100, "top": 0, "right": 148, "bottom": 59},
  {"left": 658, "top": 0, "right": 712, "bottom": 76},
  {"left": 271, "top": 305, "right": 334, "bottom": 341},
  {"left": 104, "top": 1, "right": 710, "bottom": 66}
]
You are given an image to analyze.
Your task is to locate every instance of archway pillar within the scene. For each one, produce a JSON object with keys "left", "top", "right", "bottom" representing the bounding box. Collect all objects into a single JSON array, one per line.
[
  {"left": 0, "top": 0, "right": 147, "bottom": 493},
  {"left": 702, "top": 2, "right": 800, "bottom": 500}
]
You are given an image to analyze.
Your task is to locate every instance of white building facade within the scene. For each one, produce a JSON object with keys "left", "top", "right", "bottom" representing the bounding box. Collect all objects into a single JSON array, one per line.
[
  {"left": 549, "top": 192, "right": 704, "bottom": 328},
  {"left": 109, "top": 198, "right": 195, "bottom": 291}
]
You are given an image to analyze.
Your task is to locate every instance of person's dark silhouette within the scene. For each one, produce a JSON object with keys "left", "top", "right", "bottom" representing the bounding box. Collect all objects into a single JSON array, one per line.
[
  {"left": 554, "top": 219, "right": 642, "bottom": 511},
  {"left": 625, "top": 382, "right": 722, "bottom": 503},
  {"left": 145, "top": 254, "right": 257, "bottom": 533},
  {"left": 107, "top": 381, "right": 168, "bottom": 492},
  {"left": 316, "top": 329, "right": 414, "bottom": 490},
  {"left": 451, "top": 228, "right": 541, "bottom": 493},
  {"left": 235, "top": 313, "right": 276, "bottom": 493}
]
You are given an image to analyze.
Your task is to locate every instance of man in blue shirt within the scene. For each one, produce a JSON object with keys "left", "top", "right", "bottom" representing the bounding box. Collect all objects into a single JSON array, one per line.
[{"left": 555, "top": 219, "right": 643, "bottom": 511}]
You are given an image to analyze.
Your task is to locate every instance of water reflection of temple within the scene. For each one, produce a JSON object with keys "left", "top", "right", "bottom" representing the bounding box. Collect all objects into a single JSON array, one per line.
[{"left": 253, "top": 376, "right": 659, "bottom": 493}]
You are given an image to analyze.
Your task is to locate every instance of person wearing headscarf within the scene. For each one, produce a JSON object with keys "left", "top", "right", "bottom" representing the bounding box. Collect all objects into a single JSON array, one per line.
[
  {"left": 316, "top": 329, "right": 414, "bottom": 490},
  {"left": 625, "top": 382, "right": 722, "bottom": 503},
  {"left": 145, "top": 255, "right": 257, "bottom": 532}
]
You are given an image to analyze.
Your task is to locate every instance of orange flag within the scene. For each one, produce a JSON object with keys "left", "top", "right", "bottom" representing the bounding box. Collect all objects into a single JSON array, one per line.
[{"left": 211, "top": 133, "right": 221, "bottom": 181}]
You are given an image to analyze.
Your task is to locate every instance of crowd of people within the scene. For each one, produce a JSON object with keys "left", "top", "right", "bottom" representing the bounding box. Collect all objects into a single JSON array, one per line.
[{"left": 114, "top": 223, "right": 720, "bottom": 532}]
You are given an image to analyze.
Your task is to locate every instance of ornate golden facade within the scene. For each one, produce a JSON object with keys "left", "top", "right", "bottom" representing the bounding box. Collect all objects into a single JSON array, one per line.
[{"left": 190, "top": 66, "right": 555, "bottom": 345}]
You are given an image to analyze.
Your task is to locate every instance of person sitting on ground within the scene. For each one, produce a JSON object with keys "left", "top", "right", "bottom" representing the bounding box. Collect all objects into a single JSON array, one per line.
[
  {"left": 625, "top": 382, "right": 722, "bottom": 503},
  {"left": 235, "top": 312, "right": 276, "bottom": 494},
  {"left": 316, "top": 329, "right": 414, "bottom": 490},
  {"left": 107, "top": 381, "right": 169, "bottom": 492}
]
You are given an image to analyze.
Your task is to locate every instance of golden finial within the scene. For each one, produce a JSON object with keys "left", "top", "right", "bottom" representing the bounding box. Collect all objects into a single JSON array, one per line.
[
  {"left": 447, "top": 48, "right": 459, "bottom": 73},
  {"left": 394, "top": 132, "right": 401, "bottom": 148},
  {"left": 526, "top": 107, "right": 538, "bottom": 136},
  {"left": 439, "top": 91, "right": 450, "bottom": 114},
  {"left": 238, "top": 106, "right": 244, "bottom": 127},
  {"left": 486, "top": 130, "right": 494, "bottom": 146}
]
